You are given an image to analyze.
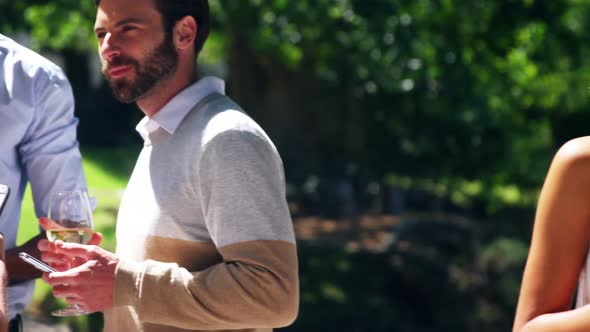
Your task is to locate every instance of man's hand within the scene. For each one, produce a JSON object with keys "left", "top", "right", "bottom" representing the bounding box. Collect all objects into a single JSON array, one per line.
[
  {"left": 42, "top": 241, "right": 119, "bottom": 313},
  {"left": 38, "top": 217, "right": 103, "bottom": 271}
]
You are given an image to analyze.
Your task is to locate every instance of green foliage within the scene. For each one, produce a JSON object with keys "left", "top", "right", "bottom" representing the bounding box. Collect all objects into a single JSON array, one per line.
[
  {"left": 24, "top": 0, "right": 97, "bottom": 51},
  {"left": 0, "top": 0, "right": 97, "bottom": 51},
  {"left": 0, "top": 0, "right": 28, "bottom": 34},
  {"left": 292, "top": 246, "right": 398, "bottom": 331},
  {"left": 9, "top": 1, "right": 590, "bottom": 190},
  {"left": 213, "top": 0, "right": 590, "bottom": 189},
  {"left": 384, "top": 173, "right": 541, "bottom": 214}
]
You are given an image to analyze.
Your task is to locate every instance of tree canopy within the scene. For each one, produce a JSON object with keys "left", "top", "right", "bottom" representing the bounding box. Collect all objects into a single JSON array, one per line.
[{"left": 5, "top": 0, "right": 590, "bottom": 195}]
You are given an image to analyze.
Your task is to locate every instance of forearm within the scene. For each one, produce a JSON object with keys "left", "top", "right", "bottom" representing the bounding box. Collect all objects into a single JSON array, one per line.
[
  {"left": 5, "top": 234, "right": 44, "bottom": 282},
  {"left": 518, "top": 305, "right": 590, "bottom": 332},
  {"left": 0, "top": 234, "right": 7, "bottom": 332},
  {"left": 115, "top": 240, "right": 299, "bottom": 330},
  {"left": 0, "top": 261, "right": 6, "bottom": 332}
]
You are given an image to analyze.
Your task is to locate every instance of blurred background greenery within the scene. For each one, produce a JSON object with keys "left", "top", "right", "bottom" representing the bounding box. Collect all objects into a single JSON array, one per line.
[{"left": 4, "top": 0, "right": 590, "bottom": 331}]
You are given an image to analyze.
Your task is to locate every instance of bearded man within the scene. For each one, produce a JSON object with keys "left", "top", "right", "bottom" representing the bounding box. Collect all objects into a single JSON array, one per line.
[{"left": 38, "top": 1, "right": 299, "bottom": 331}]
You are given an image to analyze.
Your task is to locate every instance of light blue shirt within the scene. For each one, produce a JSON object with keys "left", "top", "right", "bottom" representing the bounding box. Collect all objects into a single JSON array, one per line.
[{"left": 0, "top": 34, "right": 87, "bottom": 318}]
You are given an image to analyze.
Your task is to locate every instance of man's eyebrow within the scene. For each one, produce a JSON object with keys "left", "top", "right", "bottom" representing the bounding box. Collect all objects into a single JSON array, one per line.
[
  {"left": 94, "top": 18, "right": 147, "bottom": 32},
  {"left": 115, "top": 18, "right": 147, "bottom": 27}
]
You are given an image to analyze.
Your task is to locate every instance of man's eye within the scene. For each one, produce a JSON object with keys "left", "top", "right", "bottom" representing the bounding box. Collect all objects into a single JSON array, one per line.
[
  {"left": 122, "top": 26, "right": 136, "bottom": 32},
  {"left": 96, "top": 32, "right": 106, "bottom": 39}
]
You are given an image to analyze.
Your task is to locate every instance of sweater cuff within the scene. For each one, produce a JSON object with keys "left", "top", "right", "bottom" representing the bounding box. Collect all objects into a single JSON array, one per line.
[{"left": 113, "top": 260, "right": 146, "bottom": 308}]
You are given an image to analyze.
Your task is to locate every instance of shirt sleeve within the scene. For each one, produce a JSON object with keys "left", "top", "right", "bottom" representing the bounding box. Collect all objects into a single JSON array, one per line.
[
  {"left": 19, "top": 68, "right": 87, "bottom": 218},
  {"left": 113, "top": 129, "right": 299, "bottom": 330}
]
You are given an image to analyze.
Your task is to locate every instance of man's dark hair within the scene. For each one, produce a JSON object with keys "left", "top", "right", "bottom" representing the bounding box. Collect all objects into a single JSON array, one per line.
[{"left": 94, "top": 0, "right": 210, "bottom": 58}]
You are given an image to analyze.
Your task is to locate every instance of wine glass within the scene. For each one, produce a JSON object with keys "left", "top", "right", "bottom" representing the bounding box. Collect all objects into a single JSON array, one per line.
[{"left": 46, "top": 190, "right": 94, "bottom": 317}]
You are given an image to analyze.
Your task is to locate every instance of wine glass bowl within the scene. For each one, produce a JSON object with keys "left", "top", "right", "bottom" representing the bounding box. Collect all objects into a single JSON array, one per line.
[{"left": 46, "top": 190, "right": 94, "bottom": 317}]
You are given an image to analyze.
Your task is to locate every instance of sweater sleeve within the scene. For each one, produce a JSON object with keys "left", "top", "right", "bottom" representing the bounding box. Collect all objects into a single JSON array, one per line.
[{"left": 113, "top": 129, "right": 299, "bottom": 330}]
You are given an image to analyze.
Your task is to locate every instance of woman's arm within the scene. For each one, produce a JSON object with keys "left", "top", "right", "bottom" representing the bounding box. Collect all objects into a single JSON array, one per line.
[
  {"left": 514, "top": 137, "right": 590, "bottom": 332},
  {"left": 0, "top": 233, "right": 8, "bottom": 332}
]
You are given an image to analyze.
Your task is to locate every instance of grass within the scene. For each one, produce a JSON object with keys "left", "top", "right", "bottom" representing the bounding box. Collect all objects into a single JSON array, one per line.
[{"left": 17, "top": 146, "right": 139, "bottom": 327}]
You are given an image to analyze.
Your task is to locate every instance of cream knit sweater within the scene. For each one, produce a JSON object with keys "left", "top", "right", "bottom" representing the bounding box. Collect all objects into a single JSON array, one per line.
[{"left": 104, "top": 93, "right": 299, "bottom": 331}]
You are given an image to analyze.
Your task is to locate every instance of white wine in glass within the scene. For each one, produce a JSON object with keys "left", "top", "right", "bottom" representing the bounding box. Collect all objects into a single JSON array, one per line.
[
  {"left": 46, "top": 228, "right": 93, "bottom": 244},
  {"left": 47, "top": 190, "right": 94, "bottom": 317}
]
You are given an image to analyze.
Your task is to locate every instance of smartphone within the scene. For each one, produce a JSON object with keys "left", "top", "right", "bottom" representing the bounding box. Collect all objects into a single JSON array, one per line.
[
  {"left": 19, "top": 252, "right": 56, "bottom": 273},
  {"left": 0, "top": 184, "right": 9, "bottom": 216}
]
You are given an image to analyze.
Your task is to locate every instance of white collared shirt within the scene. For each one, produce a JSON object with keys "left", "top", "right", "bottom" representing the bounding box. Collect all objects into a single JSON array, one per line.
[{"left": 136, "top": 76, "right": 226, "bottom": 141}]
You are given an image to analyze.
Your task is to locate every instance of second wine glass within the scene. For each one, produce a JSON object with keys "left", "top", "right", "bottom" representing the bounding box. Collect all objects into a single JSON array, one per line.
[{"left": 47, "top": 190, "right": 94, "bottom": 317}]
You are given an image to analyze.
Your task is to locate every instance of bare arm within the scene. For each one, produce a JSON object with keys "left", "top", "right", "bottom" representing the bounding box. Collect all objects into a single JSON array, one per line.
[
  {"left": 5, "top": 234, "right": 44, "bottom": 283},
  {"left": 0, "top": 233, "right": 8, "bottom": 332},
  {"left": 514, "top": 137, "right": 590, "bottom": 331}
]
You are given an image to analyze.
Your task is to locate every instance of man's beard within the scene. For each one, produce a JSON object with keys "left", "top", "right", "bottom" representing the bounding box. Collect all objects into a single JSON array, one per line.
[{"left": 103, "top": 38, "right": 178, "bottom": 103}]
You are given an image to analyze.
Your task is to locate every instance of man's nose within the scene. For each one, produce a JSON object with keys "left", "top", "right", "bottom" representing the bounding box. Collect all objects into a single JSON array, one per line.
[{"left": 100, "top": 33, "right": 121, "bottom": 62}]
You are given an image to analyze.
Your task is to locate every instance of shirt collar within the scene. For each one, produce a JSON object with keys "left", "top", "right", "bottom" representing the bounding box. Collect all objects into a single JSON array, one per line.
[{"left": 136, "top": 76, "right": 225, "bottom": 141}]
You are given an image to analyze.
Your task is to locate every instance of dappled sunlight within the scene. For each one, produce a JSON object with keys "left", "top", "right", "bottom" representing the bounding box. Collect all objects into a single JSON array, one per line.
[{"left": 294, "top": 215, "right": 401, "bottom": 253}]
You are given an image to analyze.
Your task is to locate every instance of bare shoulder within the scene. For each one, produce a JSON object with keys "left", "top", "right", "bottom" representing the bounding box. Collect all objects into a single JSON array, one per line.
[{"left": 555, "top": 136, "right": 590, "bottom": 165}]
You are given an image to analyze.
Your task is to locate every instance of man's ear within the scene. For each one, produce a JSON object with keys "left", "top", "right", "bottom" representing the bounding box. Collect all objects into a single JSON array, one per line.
[{"left": 174, "top": 16, "right": 197, "bottom": 51}]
